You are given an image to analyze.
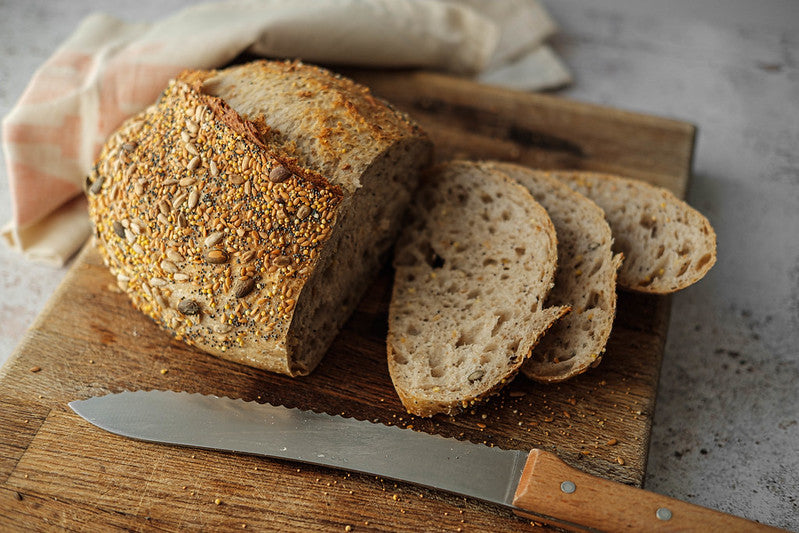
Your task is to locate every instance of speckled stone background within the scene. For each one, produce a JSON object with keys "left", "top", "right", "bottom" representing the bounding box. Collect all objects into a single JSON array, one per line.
[{"left": 1, "top": 1, "right": 797, "bottom": 530}]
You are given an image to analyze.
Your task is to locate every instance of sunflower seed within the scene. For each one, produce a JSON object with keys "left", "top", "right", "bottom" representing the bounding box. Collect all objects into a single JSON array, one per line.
[
  {"left": 210, "top": 160, "right": 218, "bottom": 177},
  {"left": 234, "top": 278, "right": 257, "bottom": 298},
  {"left": 124, "top": 163, "right": 137, "bottom": 181},
  {"left": 177, "top": 212, "right": 188, "bottom": 228},
  {"left": 122, "top": 142, "right": 137, "bottom": 152},
  {"left": 240, "top": 250, "right": 256, "bottom": 263},
  {"left": 229, "top": 173, "right": 245, "bottom": 186},
  {"left": 130, "top": 222, "right": 142, "bottom": 235},
  {"left": 187, "top": 156, "right": 200, "bottom": 172},
  {"left": 186, "top": 142, "right": 199, "bottom": 156},
  {"left": 205, "top": 249, "right": 229, "bottom": 264},
  {"left": 178, "top": 299, "right": 201, "bottom": 315},
  {"left": 116, "top": 273, "right": 130, "bottom": 282},
  {"left": 181, "top": 131, "right": 192, "bottom": 144},
  {"left": 173, "top": 273, "right": 190, "bottom": 282},
  {"left": 172, "top": 192, "right": 188, "bottom": 210},
  {"left": 204, "top": 231, "right": 224, "bottom": 247},
  {"left": 160, "top": 260, "right": 178, "bottom": 273},
  {"left": 158, "top": 200, "right": 170, "bottom": 216},
  {"left": 157, "top": 213, "right": 169, "bottom": 226},
  {"left": 468, "top": 370, "right": 485, "bottom": 382},
  {"left": 112, "top": 221, "right": 125, "bottom": 238},
  {"left": 166, "top": 249, "right": 184, "bottom": 263},
  {"left": 124, "top": 228, "right": 136, "bottom": 244},
  {"left": 273, "top": 255, "right": 291, "bottom": 267},
  {"left": 296, "top": 205, "right": 311, "bottom": 220},
  {"left": 89, "top": 176, "right": 105, "bottom": 194},
  {"left": 149, "top": 277, "right": 167, "bottom": 287},
  {"left": 188, "top": 189, "right": 200, "bottom": 209},
  {"left": 269, "top": 165, "right": 291, "bottom": 183},
  {"left": 186, "top": 119, "right": 199, "bottom": 134}
]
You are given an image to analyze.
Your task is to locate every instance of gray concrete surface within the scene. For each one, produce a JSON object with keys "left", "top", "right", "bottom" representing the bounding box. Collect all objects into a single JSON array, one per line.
[{"left": 1, "top": 1, "right": 797, "bottom": 529}]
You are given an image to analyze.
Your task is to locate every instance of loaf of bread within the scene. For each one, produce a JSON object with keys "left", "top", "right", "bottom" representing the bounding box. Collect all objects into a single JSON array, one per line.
[
  {"left": 555, "top": 172, "right": 717, "bottom": 293},
  {"left": 486, "top": 163, "right": 622, "bottom": 383},
  {"left": 86, "top": 60, "right": 432, "bottom": 376},
  {"left": 388, "top": 161, "right": 568, "bottom": 417}
]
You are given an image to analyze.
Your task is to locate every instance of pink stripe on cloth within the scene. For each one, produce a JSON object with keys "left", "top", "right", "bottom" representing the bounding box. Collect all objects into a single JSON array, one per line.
[
  {"left": 4, "top": 115, "right": 82, "bottom": 160},
  {"left": 7, "top": 161, "right": 82, "bottom": 229}
]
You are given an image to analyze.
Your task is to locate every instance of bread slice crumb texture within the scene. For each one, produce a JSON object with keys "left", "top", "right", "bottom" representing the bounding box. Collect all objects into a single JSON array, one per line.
[
  {"left": 388, "top": 161, "right": 568, "bottom": 417},
  {"left": 555, "top": 172, "right": 717, "bottom": 294},
  {"left": 487, "top": 163, "right": 622, "bottom": 383}
]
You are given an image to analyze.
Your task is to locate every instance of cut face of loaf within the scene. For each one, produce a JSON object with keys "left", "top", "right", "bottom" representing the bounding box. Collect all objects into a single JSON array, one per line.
[
  {"left": 554, "top": 172, "right": 717, "bottom": 294},
  {"left": 388, "top": 161, "right": 568, "bottom": 417},
  {"left": 487, "top": 163, "right": 622, "bottom": 383},
  {"left": 86, "top": 60, "right": 432, "bottom": 376}
]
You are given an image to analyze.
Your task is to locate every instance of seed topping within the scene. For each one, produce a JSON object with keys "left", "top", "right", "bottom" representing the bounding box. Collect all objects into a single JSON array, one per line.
[
  {"left": 205, "top": 249, "right": 229, "bottom": 264},
  {"left": 269, "top": 165, "right": 291, "bottom": 183},
  {"left": 178, "top": 299, "right": 201, "bottom": 315}
]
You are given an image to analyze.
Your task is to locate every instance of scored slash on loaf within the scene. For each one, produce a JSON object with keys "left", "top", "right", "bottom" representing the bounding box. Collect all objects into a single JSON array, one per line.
[{"left": 86, "top": 60, "right": 432, "bottom": 377}]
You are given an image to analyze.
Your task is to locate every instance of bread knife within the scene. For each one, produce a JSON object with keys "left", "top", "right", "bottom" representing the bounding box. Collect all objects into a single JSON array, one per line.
[{"left": 69, "top": 391, "right": 784, "bottom": 532}]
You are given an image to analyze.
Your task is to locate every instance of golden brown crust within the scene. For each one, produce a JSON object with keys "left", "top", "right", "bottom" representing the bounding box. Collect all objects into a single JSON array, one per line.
[{"left": 87, "top": 77, "right": 342, "bottom": 375}]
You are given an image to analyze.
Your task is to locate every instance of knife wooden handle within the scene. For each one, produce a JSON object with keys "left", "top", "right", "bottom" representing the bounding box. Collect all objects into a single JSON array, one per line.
[{"left": 512, "top": 449, "right": 785, "bottom": 532}]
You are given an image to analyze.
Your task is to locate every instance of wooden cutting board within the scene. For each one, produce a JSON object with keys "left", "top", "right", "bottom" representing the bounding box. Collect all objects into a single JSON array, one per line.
[{"left": 0, "top": 70, "right": 694, "bottom": 531}]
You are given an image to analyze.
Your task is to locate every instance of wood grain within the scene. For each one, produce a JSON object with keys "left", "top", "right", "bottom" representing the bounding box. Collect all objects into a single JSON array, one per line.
[
  {"left": 512, "top": 450, "right": 785, "bottom": 532},
  {"left": 0, "top": 70, "right": 694, "bottom": 531}
]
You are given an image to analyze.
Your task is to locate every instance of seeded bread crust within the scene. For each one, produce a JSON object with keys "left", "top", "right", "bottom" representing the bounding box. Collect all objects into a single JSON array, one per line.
[
  {"left": 554, "top": 172, "right": 717, "bottom": 293},
  {"left": 87, "top": 60, "right": 432, "bottom": 376},
  {"left": 388, "top": 161, "right": 568, "bottom": 417},
  {"left": 487, "top": 163, "right": 622, "bottom": 383}
]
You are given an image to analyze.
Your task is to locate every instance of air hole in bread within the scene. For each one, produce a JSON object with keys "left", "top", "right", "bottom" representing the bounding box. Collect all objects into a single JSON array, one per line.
[
  {"left": 507, "top": 338, "right": 520, "bottom": 353},
  {"left": 467, "top": 289, "right": 480, "bottom": 300},
  {"left": 695, "top": 253, "right": 712, "bottom": 270},
  {"left": 480, "top": 193, "right": 493, "bottom": 204},
  {"left": 585, "top": 290, "right": 601, "bottom": 310},
  {"left": 515, "top": 247, "right": 526, "bottom": 256},
  {"left": 481, "top": 212, "right": 490, "bottom": 222},
  {"left": 639, "top": 213, "right": 656, "bottom": 230},
  {"left": 430, "top": 367, "right": 445, "bottom": 378},
  {"left": 656, "top": 244, "right": 665, "bottom": 259},
  {"left": 500, "top": 273, "right": 510, "bottom": 280},
  {"left": 678, "top": 243, "right": 692, "bottom": 256},
  {"left": 677, "top": 260, "right": 691, "bottom": 277},
  {"left": 488, "top": 226, "right": 496, "bottom": 235},
  {"left": 491, "top": 312, "right": 510, "bottom": 336},
  {"left": 501, "top": 210, "right": 511, "bottom": 221},
  {"left": 407, "top": 324, "right": 420, "bottom": 336},
  {"left": 483, "top": 257, "right": 497, "bottom": 267},
  {"left": 393, "top": 353, "right": 409, "bottom": 365}
]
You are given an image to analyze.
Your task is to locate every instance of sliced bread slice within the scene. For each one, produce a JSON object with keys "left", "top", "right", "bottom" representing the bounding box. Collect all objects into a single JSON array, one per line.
[
  {"left": 388, "top": 161, "right": 568, "bottom": 417},
  {"left": 487, "top": 163, "right": 622, "bottom": 383},
  {"left": 554, "top": 172, "right": 717, "bottom": 294}
]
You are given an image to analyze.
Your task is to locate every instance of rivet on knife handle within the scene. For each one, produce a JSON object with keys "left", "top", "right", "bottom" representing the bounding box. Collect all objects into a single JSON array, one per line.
[{"left": 512, "top": 450, "right": 786, "bottom": 532}]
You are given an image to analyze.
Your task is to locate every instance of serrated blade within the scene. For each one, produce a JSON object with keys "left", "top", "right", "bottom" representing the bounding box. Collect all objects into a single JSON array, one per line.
[{"left": 69, "top": 390, "right": 527, "bottom": 509}]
